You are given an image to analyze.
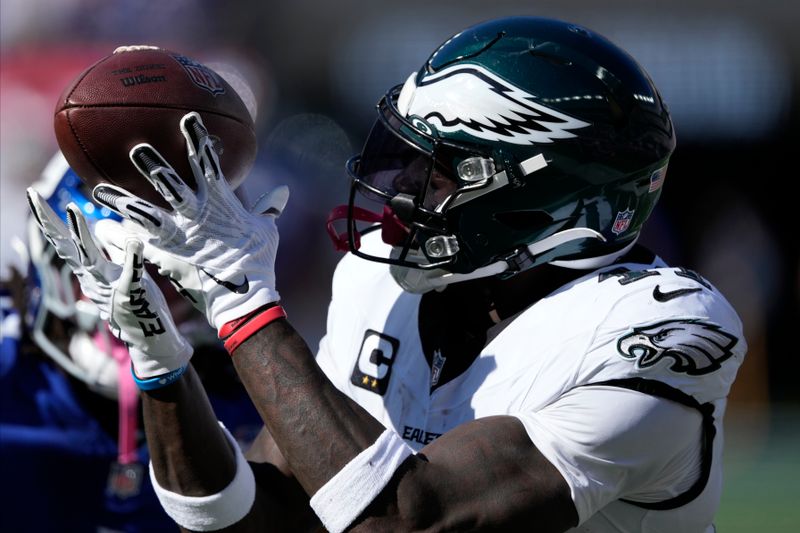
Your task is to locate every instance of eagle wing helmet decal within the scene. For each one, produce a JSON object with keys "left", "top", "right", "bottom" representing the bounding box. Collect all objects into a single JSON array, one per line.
[
  {"left": 617, "top": 319, "right": 738, "bottom": 376},
  {"left": 398, "top": 64, "right": 590, "bottom": 145}
]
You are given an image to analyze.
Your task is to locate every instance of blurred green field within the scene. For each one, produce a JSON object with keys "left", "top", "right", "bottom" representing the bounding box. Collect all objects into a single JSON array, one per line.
[{"left": 716, "top": 406, "right": 800, "bottom": 532}]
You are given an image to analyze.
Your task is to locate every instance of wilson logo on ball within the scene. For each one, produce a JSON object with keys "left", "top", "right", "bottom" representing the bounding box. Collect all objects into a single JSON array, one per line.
[
  {"left": 171, "top": 54, "right": 226, "bottom": 96},
  {"left": 120, "top": 74, "right": 167, "bottom": 87}
]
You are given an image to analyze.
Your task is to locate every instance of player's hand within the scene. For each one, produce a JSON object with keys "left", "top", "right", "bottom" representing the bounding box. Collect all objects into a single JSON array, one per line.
[
  {"left": 91, "top": 111, "right": 288, "bottom": 331},
  {"left": 26, "top": 189, "right": 192, "bottom": 379}
]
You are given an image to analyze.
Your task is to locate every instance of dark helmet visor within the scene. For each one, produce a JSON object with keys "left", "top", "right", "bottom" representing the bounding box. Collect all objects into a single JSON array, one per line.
[
  {"left": 354, "top": 92, "right": 466, "bottom": 212},
  {"left": 357, "top": 106, "right": 432, "bottom": 202}
]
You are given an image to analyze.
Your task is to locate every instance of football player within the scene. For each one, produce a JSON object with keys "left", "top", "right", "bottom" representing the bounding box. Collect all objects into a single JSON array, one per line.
[
  {"left": 29, "top": 17, "right": 745, "bottom": 533},
  {"left": 4, "top": 152, "right": 260, "bottom": 532}
]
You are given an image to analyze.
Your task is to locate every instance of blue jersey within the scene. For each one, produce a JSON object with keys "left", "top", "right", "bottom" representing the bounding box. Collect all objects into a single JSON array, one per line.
[{"left": 0, "top": 290, "right": 262, "bottom": 532}]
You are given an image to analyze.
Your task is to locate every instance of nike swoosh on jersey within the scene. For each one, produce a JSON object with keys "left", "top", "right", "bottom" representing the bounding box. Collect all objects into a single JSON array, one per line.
[
  {"left": 652, "top": 285, "right": 702, "bottom": 302},
  {"left": 202, "top": 269, "right": 250, "bottom": 294}
]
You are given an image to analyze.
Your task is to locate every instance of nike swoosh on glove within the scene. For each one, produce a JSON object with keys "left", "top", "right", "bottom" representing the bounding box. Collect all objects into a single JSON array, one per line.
[
  {"left": 27, "top": 189, "right": 192, "bottom": 379},
  {"left": 91, "top": 111, "right": 288, "bottom": 331}
]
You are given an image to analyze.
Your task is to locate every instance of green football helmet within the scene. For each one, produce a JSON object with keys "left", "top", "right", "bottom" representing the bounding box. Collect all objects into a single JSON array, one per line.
[{"left": 328, "top": 17, "right": 675, "bottom": 293}]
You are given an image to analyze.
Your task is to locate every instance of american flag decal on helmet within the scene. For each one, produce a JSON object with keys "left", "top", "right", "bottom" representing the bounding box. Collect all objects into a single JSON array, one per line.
[
  {"left": 649, "top": 165, "right": 667, "bottom": 192},
  {"left": 171, "top": 54, "right": 226, "bottom": 96}
]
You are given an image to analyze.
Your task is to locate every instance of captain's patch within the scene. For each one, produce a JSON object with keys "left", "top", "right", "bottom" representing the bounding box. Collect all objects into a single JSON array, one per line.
[{"left": 351, "top": 330, "right": 399, "bottom": 395}]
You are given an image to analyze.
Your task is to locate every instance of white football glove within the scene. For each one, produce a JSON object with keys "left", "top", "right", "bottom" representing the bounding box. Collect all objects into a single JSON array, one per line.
[
  {"left": 27, "top": 189, "right": 193, "bottom": 379},
  {"left": 91, "top": 111, "right": 288, "bottom": 331}
]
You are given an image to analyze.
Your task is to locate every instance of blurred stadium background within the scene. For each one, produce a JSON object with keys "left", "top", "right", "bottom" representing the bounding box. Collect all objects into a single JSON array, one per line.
[{"left": 1, "top": 1, "right": 798, "bottom": 530}]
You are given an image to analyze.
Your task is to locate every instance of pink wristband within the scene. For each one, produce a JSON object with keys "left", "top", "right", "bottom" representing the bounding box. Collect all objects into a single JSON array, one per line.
[{"left": 219, "top": 305, "right": 286, "bottom": 354}]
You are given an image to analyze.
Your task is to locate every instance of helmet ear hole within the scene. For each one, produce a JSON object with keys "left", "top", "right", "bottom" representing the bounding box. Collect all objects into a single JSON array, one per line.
[{"left": 493, "top": 210, "right": 553, "bottom": 231}]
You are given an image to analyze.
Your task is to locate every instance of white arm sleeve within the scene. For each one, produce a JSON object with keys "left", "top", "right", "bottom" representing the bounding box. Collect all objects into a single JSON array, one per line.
[{"left": 514, "top": 385, "right": 703, "bottom": 525}]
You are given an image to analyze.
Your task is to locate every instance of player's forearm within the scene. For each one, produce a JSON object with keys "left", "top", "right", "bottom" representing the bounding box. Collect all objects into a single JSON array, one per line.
[
  {"left": 141, "top": 365, "right": 237, "bottom": 494},
  {"left": 142, "top": 365, "right": 309, "bottom": 532},
  {"left": 231, "top": 317, "right": 386, "bottom": 494}
]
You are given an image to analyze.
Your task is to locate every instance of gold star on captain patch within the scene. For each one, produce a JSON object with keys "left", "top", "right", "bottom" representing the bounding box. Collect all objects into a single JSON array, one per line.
[
  {"left": 371, "top": 379, "right": 378, "bottom": 388},
  {"left": 362, "top": 376, "right": 370, "bottom": 385}
]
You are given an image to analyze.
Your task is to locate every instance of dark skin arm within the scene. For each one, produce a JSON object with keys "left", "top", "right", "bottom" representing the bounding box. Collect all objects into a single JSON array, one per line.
[
  {"left": 142, "top": 365, "right": 320, "bottom": 532},
  {"left": 228, "top": 317, "right": 578, "bottom": 532},
  {"left": 358, "top": 417, "right": 575, "bottom": 532}
]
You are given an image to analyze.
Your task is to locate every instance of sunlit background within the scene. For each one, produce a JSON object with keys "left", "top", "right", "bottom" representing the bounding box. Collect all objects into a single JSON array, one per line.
[{"left": 2, "top": 1, "right": 798, "bottom": 531}]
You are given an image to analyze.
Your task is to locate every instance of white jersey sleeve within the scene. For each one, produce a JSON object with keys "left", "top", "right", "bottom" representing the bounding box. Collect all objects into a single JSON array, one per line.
[
  {"left": 509, "top": 263, "right": 745, "bottom": 532},
  {"left": 515, "top": 385, "right": 703, "bottom": 528}
]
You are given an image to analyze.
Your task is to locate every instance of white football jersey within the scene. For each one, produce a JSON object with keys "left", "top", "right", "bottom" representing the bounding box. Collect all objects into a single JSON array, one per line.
[{"left": 315, "top": 236, "right": 746, "bottom": 533}]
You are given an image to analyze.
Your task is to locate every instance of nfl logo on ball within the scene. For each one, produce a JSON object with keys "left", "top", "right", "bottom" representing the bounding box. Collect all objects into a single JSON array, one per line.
[
  {"left": 612, "top": 209, "right": 635, "bottom": 235},
  {"left": 171, "top": 54, "right": 226, "bottom": 95}
]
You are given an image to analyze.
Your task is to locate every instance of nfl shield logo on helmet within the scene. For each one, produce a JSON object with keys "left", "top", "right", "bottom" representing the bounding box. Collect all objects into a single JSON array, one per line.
[
  {"left": 171, "top": 54, "right": 226, "bottom": 95},
  {"left": 612, "top": 209, "right": 635, "bottom": 235}
]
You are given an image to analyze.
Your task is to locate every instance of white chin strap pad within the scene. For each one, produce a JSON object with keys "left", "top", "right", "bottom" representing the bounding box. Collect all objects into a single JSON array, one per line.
[
  {"left": 391, "top": 227, "right": 609, "bottom": 293},
  {"left": 550, "top": 236, "right": 638, "bottom": 270}
]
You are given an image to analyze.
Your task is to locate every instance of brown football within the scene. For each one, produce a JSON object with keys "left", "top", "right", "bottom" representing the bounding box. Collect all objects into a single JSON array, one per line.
[{"left": 54, "top": 45, "right": 256, "bottom": 208}]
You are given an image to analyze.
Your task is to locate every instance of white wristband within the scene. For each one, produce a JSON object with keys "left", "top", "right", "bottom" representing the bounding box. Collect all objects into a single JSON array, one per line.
[
  {"left": 149, "top": 422, "right": 256, "bottom": 531},
  {"left": 310, "top": 429, "right": 414, "bottom": 533}
]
